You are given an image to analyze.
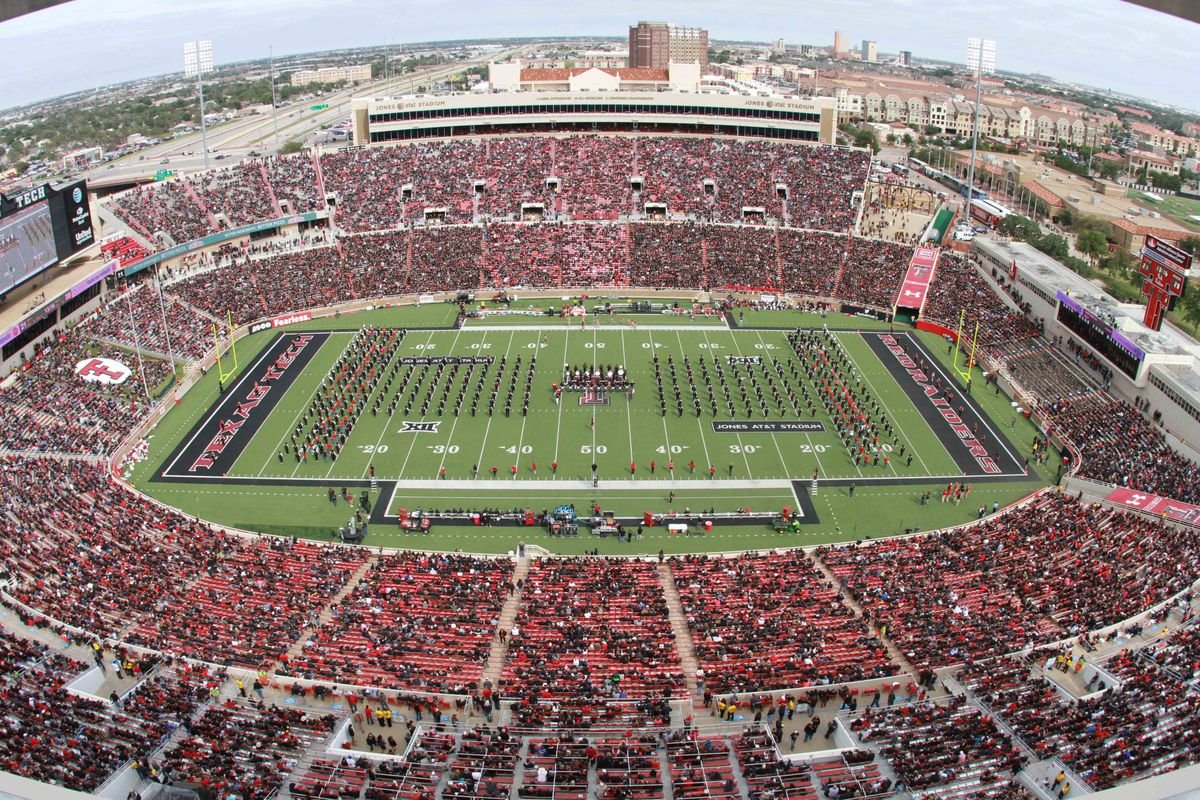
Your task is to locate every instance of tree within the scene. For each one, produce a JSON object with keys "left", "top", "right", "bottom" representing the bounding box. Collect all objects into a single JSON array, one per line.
[
  {"left": 1148, "top": 171, "right": 1182, "bottom": 192},
  {"left": 1098, "top": 159, "right": 1122, "bottom": 181},
  {"left": 1074, "top": 214, "right": 1109, "bottom": 235},
  {"left": 1038, "top": 233, "right": 1071, "bottom": 260},
  {"left": 1076, "top": 229, "right": 1108, "bottom": 265},
  {"left": 279, "top": 139, "right": 304, "bottom": 154},
  {"left": 1178, "top": 237, "right": 1200, "bottom": 256},
  {"left": 1057, "top": 209, "right": 1074, "bottom": 228},
  {"left": 1104, "top": 246, "right": 1137, "bottom": 282},
  {"left": 852, "top": 128, "right": 880, "bottom": 154},
  {"left": 998, "top": 214, "right": 1041, "bottom": 242},
  {"left": 1063, "top": 255, "right": 1094, "bottom": 279},
  {"left": 1181, "top": 284, "right": 1200, "bottom": 334},
  {"left": 924, "top": 125, "right": 942, "bottom": 136},
  {"left": 901, "top": 133, "right": 913, "bottom": 146}
]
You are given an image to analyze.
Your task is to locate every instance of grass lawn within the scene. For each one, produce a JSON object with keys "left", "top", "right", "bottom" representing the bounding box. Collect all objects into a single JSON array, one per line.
[
  {"left": 131, "top": 302, "right": 1055, "bottom": 554},
  {"left": 1126, "top": 189, "right": 1200, "bottom": 233}
]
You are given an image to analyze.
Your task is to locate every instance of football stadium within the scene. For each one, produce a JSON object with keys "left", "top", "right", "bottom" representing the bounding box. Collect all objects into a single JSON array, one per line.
[{"left": 1, "top": 6, "right": 1200, "bottom": 800}]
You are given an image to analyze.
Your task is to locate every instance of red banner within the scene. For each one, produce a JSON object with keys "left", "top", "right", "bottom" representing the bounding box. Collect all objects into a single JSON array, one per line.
[
  {"left": 895, "top": 246, "right": 939, "bottom": 311},
  {"left": 1105, "top": 487, "right": 1200, "bottom": 526}
]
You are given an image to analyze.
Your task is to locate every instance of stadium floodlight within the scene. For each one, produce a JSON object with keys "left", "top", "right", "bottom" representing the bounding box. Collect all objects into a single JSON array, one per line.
[
  {"left": 269, "top": 46, "right": 280, "bottom": 146},
  {"left": 966, "top": 37, "right": 996, "bottom": 78},
  {"left": 963, "top": 38, "right": 996, "bottom": 230},
  {"left": 183, "top": 40, "right": 215, "bottom": 170}
]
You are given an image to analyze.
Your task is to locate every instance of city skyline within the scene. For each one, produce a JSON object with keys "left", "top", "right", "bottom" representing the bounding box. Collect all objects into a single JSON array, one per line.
[{"left": 0, "top": 0, "right": 1196, "bottom": 112}]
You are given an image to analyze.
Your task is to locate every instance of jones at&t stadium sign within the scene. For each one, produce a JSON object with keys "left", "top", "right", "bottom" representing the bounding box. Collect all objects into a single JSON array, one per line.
[
  {"left": 75, "top": 357, "right": 131, "bottom": 386},
  {"left": 712, "top": 420, "right": 825, "bottom": 433}
]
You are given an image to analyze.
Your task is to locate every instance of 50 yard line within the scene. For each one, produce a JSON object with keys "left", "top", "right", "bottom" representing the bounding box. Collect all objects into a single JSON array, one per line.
[{"left": 551, "top": 325, "right": 570, "bottom": 479}]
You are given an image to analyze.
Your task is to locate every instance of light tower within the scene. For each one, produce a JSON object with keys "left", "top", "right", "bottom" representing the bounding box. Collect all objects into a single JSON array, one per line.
[
  {"left": 964, "top": 37, "right": 995, "bottom": 228},
  {"left": 183, "top": 40, "right": 214, "bottom": 170}
]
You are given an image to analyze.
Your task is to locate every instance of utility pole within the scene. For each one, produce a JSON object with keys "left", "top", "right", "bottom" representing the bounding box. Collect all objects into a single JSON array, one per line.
[
  {"left": 964, "top": 38, "right": 996, "bottom": 227},
  {"left": 270, "top": 46, "right": 281, "bottom": 147},
  {"left": 184, "top": 40, "right": 214, "bottom": 170}
]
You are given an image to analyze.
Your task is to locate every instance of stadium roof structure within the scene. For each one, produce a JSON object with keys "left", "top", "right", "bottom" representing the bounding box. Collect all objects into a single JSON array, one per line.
[
  {"left": 1124, "top": 0, "right": 1200, "bottom": 25},
  {"left": 976, "top": 236, "right": 1200, "bottom": 417},
  {"left": 0, "top": 0, "right": 67, "bottom": 23}
]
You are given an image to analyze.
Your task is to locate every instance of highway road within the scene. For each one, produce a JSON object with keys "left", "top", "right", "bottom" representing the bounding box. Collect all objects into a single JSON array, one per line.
[{"left": 86, "top": 46, "right": 527, "bottom": 185}]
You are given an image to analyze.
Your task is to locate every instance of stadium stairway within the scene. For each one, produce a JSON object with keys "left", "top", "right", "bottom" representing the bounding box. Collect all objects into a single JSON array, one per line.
[
  {"left": 808, "top": 551, "right": 918, "bottom": 681},
  {"left": 170, "top": 293, "right": 226, "bottom": 328},
  {"left": 479, "top": 555, "right": 529, "bottom": 690},
  {"left": 260, "top": 162, "right": 284, "bottom": 218},
  {"left": 181, "top": 179, "right": 220, "bottom": 234},
  {"left": 278, "top": 555, "right": 379, "bottom": 670},
  {"left": 658, "top": 563, "right": 701, "bottom": 698},
  {"left": 310, "top": 150, "right": 328, "bottom": 211}
]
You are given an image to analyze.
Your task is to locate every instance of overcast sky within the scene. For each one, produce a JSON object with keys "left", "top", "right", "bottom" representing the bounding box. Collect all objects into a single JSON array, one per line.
[{"left": 0, "top": 0, "right": 1196, "bottom": 112}]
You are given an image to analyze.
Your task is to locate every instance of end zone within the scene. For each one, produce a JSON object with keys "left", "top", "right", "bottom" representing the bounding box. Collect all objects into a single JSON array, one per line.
[{"left": 156, "top": 332, "right": 330, "bottom": 481}]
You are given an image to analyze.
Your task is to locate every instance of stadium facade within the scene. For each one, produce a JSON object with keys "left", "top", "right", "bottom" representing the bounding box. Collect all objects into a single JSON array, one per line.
[{"left": 351, "top": 89, "right": 837, "bottom": 145}]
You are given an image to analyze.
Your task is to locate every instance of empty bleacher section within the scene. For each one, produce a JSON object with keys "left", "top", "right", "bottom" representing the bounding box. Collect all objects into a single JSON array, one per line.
[
  {"left": 984, "top": 337, "right": 1109, "bottom": 414},
  {"left": 100, "top": 234, "right": 151, "bottom": 267}
]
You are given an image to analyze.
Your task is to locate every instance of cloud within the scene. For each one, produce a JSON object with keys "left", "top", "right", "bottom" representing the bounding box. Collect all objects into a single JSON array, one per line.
[{"left": 0, "top": 0, "right": 1196, "bottom": 110}]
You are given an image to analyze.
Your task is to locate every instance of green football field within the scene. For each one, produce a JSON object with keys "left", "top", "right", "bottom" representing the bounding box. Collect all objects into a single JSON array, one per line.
[{"left": 132, "top": 301, "right": 1057, "bottom": 553}]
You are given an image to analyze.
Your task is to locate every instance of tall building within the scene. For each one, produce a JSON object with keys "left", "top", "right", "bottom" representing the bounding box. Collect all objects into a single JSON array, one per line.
[
  {"left": 833, "top": 30, "right": 849, "bottom": 58},
  {"left": 290, "top": 64, "right": 372, "bottom": 86},
  {"left": 861, "top": 40, "right": 877, "bottom": 62},
  {"left": 898, "top": 50, "right": 913, "bottom": 67},
  {"left": 628, "top": 21, "right": 709, "bottom": 69}
]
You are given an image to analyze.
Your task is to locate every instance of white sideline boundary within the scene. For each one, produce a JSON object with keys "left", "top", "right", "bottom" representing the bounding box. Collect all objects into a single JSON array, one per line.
[{"left": 458, "top": 323, "right": 729, "bottom": 332}]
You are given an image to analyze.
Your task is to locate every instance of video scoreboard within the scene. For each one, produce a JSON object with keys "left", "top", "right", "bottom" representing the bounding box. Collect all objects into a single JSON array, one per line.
[
  {"left": 0, "top": 180, "right": 94, "bottom": 299},
  {"left": 1139, "top": 235, "right": 1191, "bottom": 331}
]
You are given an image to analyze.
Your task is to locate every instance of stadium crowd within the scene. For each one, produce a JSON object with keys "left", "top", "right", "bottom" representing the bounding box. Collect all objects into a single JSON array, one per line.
[
  {"left": 818, "top": 492, "right": 1200, "bottom": 668},
  {"left": 0, "top": 131, "right": 1193, "bottom": 797},
  {"left": 1048, "top": 401, "right": 1200, "bottom": 504},
  {"left": 289, "top": 552, "right": 513, "bottom": 692},
  {"left": 671, "top": 551, "right": 895, "bottom": 693},
  {"left": 0, "top": 328, "right": 171, "bottom": 455},
  {"left": 85, "top": 280, "right": 215, "bottom": 362},
  {"left": 503, "top": 558, "right": 684, "bottom": 698}
]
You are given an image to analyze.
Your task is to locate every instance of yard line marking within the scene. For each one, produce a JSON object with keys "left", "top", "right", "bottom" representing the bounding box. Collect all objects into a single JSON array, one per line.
[
  {"left": 473, "top": 331, "right": 516, "bottom": 478},
  {"left": 393, "top": 330, "right": 440, "bottom": 480},
  {"left": 431, "top": 325, "right": 473, "bottom": 479},
  {"left": 551, "top": 326, "right": 569, "bottom": 480},
  {"left": 713, "top": 328, "right": 759, "bottom": 478},
  {"left": 677, "top": 329, "right": 714, "bottom": 474},
  {"left": 590, "top": 325, "right": 598, "bottom": 463},
  {"left": 619, "top": 329, "right": 635, "bottom": 468},
  {"left": 741, "top": 329, "right": 803, "bottom": 481},
  {"left": 645, "top": 329, "right": 677, "bottom": 476},
  {"left": 253, "top": 333, "right": 348, "bottom": 477}
]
